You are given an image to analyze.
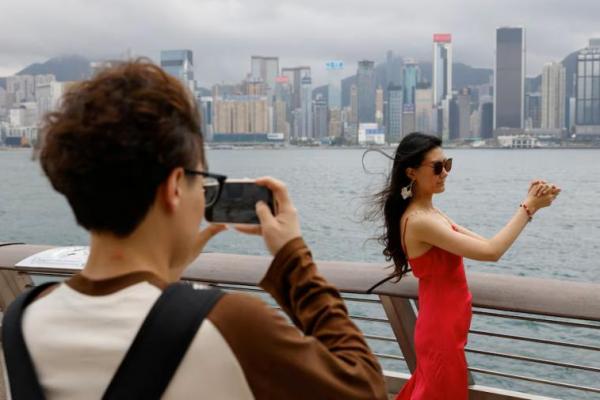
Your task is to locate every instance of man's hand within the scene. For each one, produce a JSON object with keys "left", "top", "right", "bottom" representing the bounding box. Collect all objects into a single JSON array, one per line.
[{"left": 235, "top": 177, "right": 301, "bottom": 255}]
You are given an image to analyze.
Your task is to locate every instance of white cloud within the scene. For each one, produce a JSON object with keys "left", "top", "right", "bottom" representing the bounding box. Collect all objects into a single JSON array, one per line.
[{"left": 1, "top": 0, "right": 599, "bottom": 85}]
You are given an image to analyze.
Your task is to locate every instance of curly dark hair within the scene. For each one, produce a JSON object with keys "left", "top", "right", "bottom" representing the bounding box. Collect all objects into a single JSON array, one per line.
[
  {"left": 367, "top": 132, "right": 442, "bottom": 279},
  {"left": 40, "top": 59, "right": 205, "bottom": 237}
]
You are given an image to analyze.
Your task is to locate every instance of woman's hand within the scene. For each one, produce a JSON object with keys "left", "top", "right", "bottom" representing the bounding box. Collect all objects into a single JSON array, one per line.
[{"left": 524, "top": 181, "right": 561, "bottom": 213}]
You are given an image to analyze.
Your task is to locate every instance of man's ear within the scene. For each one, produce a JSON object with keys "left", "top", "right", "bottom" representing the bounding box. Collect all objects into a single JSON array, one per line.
[{"left": 161, "top": 167, "right": 185, "bottom": 212}]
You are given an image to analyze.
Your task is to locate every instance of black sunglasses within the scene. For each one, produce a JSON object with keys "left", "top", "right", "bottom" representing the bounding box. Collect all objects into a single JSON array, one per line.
[
  {"left": 425, "top": 158, "right": 453, "bottom": 175},
  {"left": 184, "top": 169, "right": 227, "bottom": 208}
]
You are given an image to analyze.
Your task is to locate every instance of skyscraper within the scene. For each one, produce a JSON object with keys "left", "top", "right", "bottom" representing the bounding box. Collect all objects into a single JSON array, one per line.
[
  {"left": 415, "top": 84, "right": 433, "bottom": 133},
  {"left": 251, "top": 56, "right": 279, "bottom": 97},
  {"left": 357, "top": 60, "right": 376, "bottom": 123},
  {"left": 480, "top": 98, "right": 494, "bottom": 139},
  {"left": 273, "top": 76, "right": 292, "bottom": 138},
  {"left": 375, "top": 86, "right": 384, "bottom": 127},
  {"left": 385, "top": 84, "right": 403, "bottom": 143},
  {"left": 328, "top": 108, "right": 343, "bottom": 138},
  {"left": 432, "top": 34, "right": 453, "bottom": 107},
  {"left": 160, "top": 50, "right": 194, "bottom": 91},
  {"left": 525, "top": 93, "right": 542, "bottom": 129},
  {"left": 457, "top": 88, "right": 471, "bottom": 138},
  {"left": 348, "top": 84, "right": 359, "bottom": 142},
  {"left": 448, "top": 95, "right": 460, "bottom": 140},
  {"left": 403, "top": 59, "right": 420, "bottom": 106},
  {"left": 386, "top": 50, "right": 403, "bottom": 87},
  {"left": 574, "top": 39, "right": 600, "bottom": 138},
  {"left": 541, "top": 62, "right": 566, "bottom": 130},
  {"left": 300, "top": 75, "right": 313, "bottom": 138},
  {"left": 282, "top": 66, "right": 311, "bottom": 139},
  {"left": 313, "top": 94, "right": 328, "bottom": 140},
  {"left": 281, "top": 66, "right": 311, "bottom": 111},
  {"left": 494, "top": 27, "right": 525, "bottom": 131},
  {"left": 198, "top": 96, "right": 213, "bottom": 141},
  {"left": 402, "top": 104, "right": 416, "bottom": 137},
  {"left": 213, "top": 95, "right": 268, "bottom": 134},
  {"left": 325, "top": 60, "right": 344, "bottom": 109}
]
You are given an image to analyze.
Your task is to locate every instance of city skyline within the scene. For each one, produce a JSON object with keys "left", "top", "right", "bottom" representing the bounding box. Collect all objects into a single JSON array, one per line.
[{"left": 2, "top": 0, "right": 600, "bottom": 85}]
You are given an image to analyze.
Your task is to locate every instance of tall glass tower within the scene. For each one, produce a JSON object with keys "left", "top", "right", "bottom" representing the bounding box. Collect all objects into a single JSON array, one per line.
[
  {"left": 494, "top": 27, "right": 526, "bottom": 130},
  {"left": 160, "top": 50, "right": 194, "bottom": 91},
  {"left": 575, "top": 39, "right": 600, "bottom": 138},
  {"left": 432, "top": 34, "right": 453, "bottom": 107},
  {"left": 403, "top": 59, "right": 420, "bottom": 106},
  {"left": 357, "top": 60, "right": 376, "bottom": 123},
  {"left": 251, "top": 56, "right": 279, "bottom": 98}
]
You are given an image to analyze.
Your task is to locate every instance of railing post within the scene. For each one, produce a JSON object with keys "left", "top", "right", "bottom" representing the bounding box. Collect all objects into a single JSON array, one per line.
[
  {"left": 379, "top": 295, "right": 418, "bottom": 373},
  {"left": 0, "top": 271, "right": 31, "bottom": 312}
]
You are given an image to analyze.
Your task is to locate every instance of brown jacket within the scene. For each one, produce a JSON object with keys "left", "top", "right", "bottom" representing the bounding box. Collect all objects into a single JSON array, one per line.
[{"left": 21, "top": 237, "right": 387, "bottom": 399}]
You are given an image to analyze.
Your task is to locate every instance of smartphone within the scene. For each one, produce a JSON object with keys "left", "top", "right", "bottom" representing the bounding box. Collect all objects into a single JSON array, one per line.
[{"left": 205, "top": 180, "right": 275, "bottom": 224}]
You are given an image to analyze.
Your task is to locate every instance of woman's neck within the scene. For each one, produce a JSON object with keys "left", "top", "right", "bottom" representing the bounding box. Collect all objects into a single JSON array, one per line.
[{"left": 411, "top": 191, "right": 435, "bottom": 211}]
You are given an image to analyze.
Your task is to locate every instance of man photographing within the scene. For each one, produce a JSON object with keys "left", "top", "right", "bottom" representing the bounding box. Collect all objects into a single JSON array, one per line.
[{"left": 2, "top": 60, "right": 387, "bottom": 400}]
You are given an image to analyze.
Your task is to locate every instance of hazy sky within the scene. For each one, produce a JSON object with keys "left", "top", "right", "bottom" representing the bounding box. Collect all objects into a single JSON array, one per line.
[{"left": 1, "top": 0, "right": 599, "bottom": 86}]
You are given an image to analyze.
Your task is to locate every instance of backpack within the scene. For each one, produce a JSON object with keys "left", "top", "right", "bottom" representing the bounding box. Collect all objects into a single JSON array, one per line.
[{"left": 2, "top": 281, "right": 224, "bottom": 400}]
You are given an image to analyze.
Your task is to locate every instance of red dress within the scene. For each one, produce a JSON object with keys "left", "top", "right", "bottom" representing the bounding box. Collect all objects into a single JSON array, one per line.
[{"left": 395, "top": 219, "right": 472, "bottom": 400}]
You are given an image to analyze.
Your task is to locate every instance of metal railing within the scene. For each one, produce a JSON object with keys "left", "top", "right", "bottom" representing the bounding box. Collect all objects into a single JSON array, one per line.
[{"left": 0, "top": 243, "right": 599, "bottom": 400}]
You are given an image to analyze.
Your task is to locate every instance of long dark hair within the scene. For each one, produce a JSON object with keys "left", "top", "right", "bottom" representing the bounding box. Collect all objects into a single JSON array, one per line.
[{"left": 367, "top": 132, "right": 442, "bottom": 280}]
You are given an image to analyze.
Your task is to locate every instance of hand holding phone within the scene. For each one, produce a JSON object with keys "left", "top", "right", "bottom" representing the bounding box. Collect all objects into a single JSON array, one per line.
[
  {"left": 234, "top": 177, "right": 302, "bottom": 255},
  {"left": 205, "top": 179, "right": 275, "bottom": 225}
]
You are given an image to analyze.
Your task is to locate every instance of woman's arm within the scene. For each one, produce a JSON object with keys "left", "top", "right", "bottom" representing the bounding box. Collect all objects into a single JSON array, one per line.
[
  {"left": 413, "top": 183, "right": 560, "bottom": 262},
  {"left": 435, "top": 209, "right": 486, "bottom": 240}
]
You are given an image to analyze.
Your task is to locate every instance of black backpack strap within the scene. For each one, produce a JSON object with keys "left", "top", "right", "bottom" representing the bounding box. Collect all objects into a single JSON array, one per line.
[
  {"left": 2, "top": 281, "right": 59, "bottom": 400},
  {"left": 102, "top": 282, "right": 224, "bottom": 400}
]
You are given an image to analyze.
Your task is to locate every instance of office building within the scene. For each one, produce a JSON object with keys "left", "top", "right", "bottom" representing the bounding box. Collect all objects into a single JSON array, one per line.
[
  {"left": 251, "top": 56, "right": 279, "bottom": 98},
  {"left": 494, "top": 27, "right": 526, "bottom": 131},
  {"left": 357, "top": 60, "right": 376, "bottom": 123},
  {"left": 403, "top": 58, "right": 420, "bottom": 106},
  {"left": 415, "top": 84, "right": 433, "bottom": 133},
  {"left": 541, "top": 62, "right": 566, "bottom": 130},
  {"left": 575, "top": 39, "right": 600, "bottom": 138},
  {"left": 386, "top": 84, "right": 403, "bottom": 143},
  {"left": 160, "top": 50, "right": 195, "bottom": 91},
  {"left": 325, "top": 60, "right": 344, "bottom": 109},
  {"left": 432, "top": 34, "right": 453, "bottom": 106}
]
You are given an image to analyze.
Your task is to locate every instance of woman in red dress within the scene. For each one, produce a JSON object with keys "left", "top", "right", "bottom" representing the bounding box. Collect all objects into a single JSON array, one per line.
[{"left": 368, "top": 132, "right": 560, "bottom": 399}]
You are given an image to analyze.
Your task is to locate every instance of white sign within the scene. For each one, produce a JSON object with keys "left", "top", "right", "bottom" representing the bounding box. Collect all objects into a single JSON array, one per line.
[
  {"left": 16, "top": 247, "right": 89, "bottom": 270},
  {"left": 267, "top": 132, "right": 285, "bottom": 140}
]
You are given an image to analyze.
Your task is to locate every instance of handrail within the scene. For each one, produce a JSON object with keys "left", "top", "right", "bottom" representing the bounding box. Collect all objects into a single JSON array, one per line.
[
  {"left": 1, "top": 244, "right": 598, "bottom": 321},
  {"left": 0, "top": 243, "right": 598, "bottom": 399}
]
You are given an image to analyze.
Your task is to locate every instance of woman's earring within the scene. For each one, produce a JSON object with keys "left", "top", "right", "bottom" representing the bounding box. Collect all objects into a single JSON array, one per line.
[{"left": 401, "top": 180, "right": 414, "bottom": 200}]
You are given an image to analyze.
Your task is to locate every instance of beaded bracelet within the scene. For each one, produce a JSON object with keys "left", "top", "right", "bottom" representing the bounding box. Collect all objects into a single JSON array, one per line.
[{"left": 520, "top": 203, "right": 533, "bottom": 222}]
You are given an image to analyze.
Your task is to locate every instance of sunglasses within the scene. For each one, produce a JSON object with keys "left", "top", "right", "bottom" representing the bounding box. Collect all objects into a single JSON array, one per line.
[{"left": 425, "top": 158, "right": 453, "bottom": 175}]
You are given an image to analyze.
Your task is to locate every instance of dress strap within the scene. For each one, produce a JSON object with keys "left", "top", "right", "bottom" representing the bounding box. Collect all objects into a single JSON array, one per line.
[{"left": 401, "top": 217, "right": 410, "bottom": 258}]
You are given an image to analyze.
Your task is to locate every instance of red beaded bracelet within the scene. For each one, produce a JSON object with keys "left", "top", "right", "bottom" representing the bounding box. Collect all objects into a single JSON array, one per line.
[{"left": 520, "top": 203, "right": 533, "bottom": 222}]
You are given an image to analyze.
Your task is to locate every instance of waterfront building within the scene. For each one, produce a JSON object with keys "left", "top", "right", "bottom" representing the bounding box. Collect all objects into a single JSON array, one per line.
[
  {"left": 541, "top": 62, "right": 566, "bottom": 130},
  {"left": 357, "top": 60, "right": 376, "bottom": 123},
  {"left": 251, "top": 56, "right": 279, "bottom": 98},
  {"left": 415, "top": 84, "right": 433, "bottom": 134},
  {"left": 385, "top": 84, "right": 403, "bottom": 143},
  {"left": 160, "top": 50, "right": 195, "bottom": 92},
  {"left": 575, "top": 39, "right": 600, "bottom": 139},
  {"left": 403, "top": 58, "right": 420, "bottom": 106},
  {"left": 432, "top": 34, "right": 453, "bottom": 107},
  {"left": 494, "top": 27, "right": 526, "bottom": 131}
]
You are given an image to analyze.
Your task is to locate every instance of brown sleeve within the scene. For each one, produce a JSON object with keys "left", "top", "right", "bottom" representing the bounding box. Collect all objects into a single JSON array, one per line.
[{"left": 208, "top": 237, "right": 387, "bottom": 400}]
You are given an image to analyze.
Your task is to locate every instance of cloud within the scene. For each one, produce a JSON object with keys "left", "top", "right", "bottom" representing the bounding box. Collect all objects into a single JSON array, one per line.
[{"left": 1, "top": 0, "right": 599, "bottom": 85}]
